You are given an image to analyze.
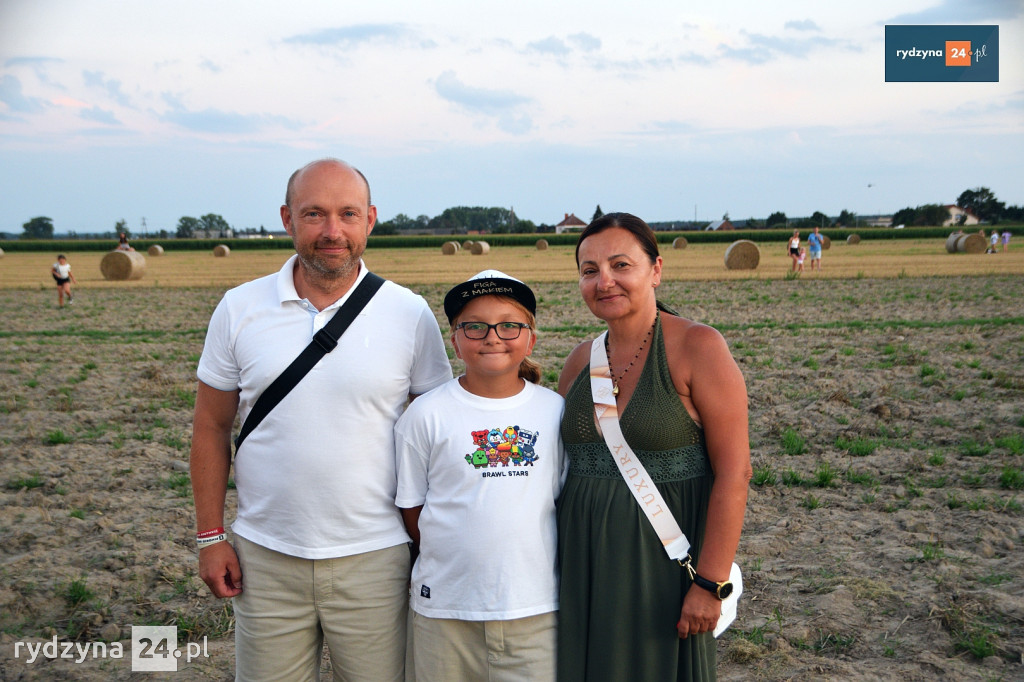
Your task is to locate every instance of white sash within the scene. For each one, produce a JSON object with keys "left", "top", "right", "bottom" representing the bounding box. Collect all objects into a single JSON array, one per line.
[{"left": 590, "top": 332, "right": 741, "bottom": 637}]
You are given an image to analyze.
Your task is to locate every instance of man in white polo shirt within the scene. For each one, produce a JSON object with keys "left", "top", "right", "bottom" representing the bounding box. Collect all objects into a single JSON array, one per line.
[{"left": 190, "top": 158, "right": 452, "bottom": 680}]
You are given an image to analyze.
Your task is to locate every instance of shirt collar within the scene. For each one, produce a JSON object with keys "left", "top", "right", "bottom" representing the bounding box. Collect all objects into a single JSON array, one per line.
[{"left": 275, "top": 254, "right": 369, "bottom": 311}]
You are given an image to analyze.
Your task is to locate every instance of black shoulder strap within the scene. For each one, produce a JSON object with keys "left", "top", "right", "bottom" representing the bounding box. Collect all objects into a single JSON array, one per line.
[{"left": 234, "top": 272, "right": 386, "bottom": 452}]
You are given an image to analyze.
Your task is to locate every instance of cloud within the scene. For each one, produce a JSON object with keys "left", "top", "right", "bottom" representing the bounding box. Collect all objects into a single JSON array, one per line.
[
  {"left": 527, "top": 36, "right": 571, "bottom": 56},
  {"left": 283, "top": 23, "right": 412, "bottom": 47},
  {"left": 718, "top": 30, "right": 857, "bottom": 64},
  {"left": 4, "top": 56, "right": 62, "bottom": 68},
  {"left": 434, "top": 71, "right": 533, "bottom": 134},
  {"left": 80, "top": 106, "right": 120, "bottom": 125},
  {"left": 82, "top": 70, "right": 132, "bottom": 107},
  {"left": 785, "top": 20, "right": 820, "bottom": 32},
  {"left": 569, "top": 32, "right": 601, "bottom": 51},
  {"left": 200, "top": 58, "right": 222, "bottom": 74},
  {"left": 640, "top": 120, "right": 697, "bottom": 135},
  {"left": 434, "top": 70, "right": 532, "bottom": 112},
  {"left": 0, "top": 74, "right": 47, "bottom": 113},
  {"left": 885, "top": 0, "right": 1022, "bottom": 24},
  {"left": 526, "top": 32, "right": 601, "bottom": 56},
  {"left": 159, "top": 93, "right": 298, "bottom": 134}
]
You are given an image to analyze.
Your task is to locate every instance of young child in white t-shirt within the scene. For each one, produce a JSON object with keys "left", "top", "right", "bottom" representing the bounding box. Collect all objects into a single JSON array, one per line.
[
  {"left": 50, "top": 254, "right": 77, "bottom": 308},
  {"left": 395, "top": 270, "right": 565, "bottom": 682}
]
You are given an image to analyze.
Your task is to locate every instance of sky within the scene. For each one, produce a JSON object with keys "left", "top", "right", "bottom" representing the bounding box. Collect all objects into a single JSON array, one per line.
[{"left": 1, "top": 0, "right": 1022, "bottom": 235}]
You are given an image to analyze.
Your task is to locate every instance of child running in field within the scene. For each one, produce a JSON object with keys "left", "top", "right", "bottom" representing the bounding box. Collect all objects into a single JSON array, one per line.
[
  {"left": 395, "top": 270, "right": 565, "bottom": 682},
  {"left": 51, "top": 254, "right": 77, "bottom": 307}
]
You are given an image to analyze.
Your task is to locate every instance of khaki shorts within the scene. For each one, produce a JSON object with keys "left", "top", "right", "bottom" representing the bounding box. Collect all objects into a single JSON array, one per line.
[
  {"left": 232, "top": 536, "right": 411, "bottom": 681},
  {"left": 410, "top": 610, "right": 556, "bottom": 682}
]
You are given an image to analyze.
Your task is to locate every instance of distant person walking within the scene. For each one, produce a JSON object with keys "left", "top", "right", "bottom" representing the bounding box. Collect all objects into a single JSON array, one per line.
[
  {"left": 788, "top": 230, "right": 800, "bottom": 271},
  {"left": 51, "top": 254, "right": 76, "bottom": 308},
  {"left": 796, "top": 247, "right": 806, "bottom": 273},
  {"left": 1002, "top": 230, "right": 1011, "bottom": 252},
  {"left": 988, "top": 230, "right": 999, "bottom": 254},
  {"left": 807, "top": 226, "right": 824, "bottom": 271}
]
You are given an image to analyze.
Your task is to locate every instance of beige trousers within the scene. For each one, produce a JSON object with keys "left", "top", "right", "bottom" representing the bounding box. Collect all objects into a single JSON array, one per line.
[
  {"left": 410, "top": 610, "right": 556, "bottom": 682},
  {"left": 232, "top": 536, "right": 410, "bottom": 681}
]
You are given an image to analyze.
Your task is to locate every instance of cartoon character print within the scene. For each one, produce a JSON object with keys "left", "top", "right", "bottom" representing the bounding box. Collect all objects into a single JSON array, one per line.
[
  {"left": 463, "top": 425, "right": 540, "bottom": 470},
  {"left": 518, "top": 428, "right": 539, "bottom": 465},
  {"left": 487, "top": 429, "right": 512, "bottom": 467},
  {"left": 464, "top": 429, "right": 490, "bottom": 469}
]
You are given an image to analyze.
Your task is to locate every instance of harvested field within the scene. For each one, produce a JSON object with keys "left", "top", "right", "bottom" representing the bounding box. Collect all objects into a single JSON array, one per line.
[
  {"left": 3, "top": 239, "right": 1023, "bottom": 290},
  {"left": 0, "top": 245, "right": 1022, "bottom": 680}
]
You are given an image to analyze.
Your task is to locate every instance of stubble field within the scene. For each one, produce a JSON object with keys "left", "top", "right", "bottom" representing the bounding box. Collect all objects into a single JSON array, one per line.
[{"left": 1, "top": 240, "right": 1022, "bottom": 680}]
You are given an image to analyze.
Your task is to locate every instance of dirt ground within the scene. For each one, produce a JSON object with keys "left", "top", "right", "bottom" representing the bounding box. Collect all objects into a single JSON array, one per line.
[{"left": 1, "top": 272, "right": 1022, "bottom": 680}]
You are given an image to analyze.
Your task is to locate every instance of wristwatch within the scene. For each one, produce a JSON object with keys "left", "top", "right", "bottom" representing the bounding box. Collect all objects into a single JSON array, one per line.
[{"left": 691, "top": 571, "right": 734, "bottom": 600}]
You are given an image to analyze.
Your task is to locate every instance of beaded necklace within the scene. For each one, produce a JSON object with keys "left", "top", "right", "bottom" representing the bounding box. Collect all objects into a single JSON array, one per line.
[{"left": 606, "top": 316, "right": 657, "bottom": 396}]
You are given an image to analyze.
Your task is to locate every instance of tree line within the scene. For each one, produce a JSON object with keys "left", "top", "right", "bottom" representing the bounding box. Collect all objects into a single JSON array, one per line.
[{"left": 14, "top": 187, "right": 1023, "bottom": 240}]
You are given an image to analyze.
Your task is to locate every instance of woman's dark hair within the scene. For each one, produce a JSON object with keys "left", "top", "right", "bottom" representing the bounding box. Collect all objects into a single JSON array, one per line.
[{"left": 574, "top": 212, "right": 660, "bottom": 268}]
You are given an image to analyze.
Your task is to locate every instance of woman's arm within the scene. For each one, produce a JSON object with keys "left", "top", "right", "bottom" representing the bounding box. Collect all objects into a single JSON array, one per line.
[{"left": 669, "top": 322, "right": 752, "bottom": 636}]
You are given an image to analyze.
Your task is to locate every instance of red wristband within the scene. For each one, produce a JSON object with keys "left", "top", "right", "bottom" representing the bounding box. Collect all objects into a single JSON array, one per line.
[{"left": 197, "top": 527, "right": 225, "bottom": 539}]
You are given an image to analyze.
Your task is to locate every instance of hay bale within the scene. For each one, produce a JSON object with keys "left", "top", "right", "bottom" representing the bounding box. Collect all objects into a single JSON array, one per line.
[
  {"left": 821, "top": 235, "right": 832, "bottom": 250},
  {"left": 672, "top": 237, "right": 688, "bottom": 250},
  {"left": 100, "top": 250, "right": 146, "bottom": 281},
  {"left": 441, "top": 241, "right": 459, "bottom": 255},
  {"left": 0, "top": 247, "right": 4, "bottom": 257},
  {"left": 847, "top": 234, "right": 861, "bottom": 245},
  {"left": 462, "top": 240, "right": 474, "bottom": 250},
  {"left": 723, "top": 240, "right": 760, "bottom": 270},
  {"left": 536, "top": 239, "right": 549, "bottom": 250},
  {"left": 213, "top": 244, "right": 231, "bottom": 257},
  {"left": 945, "top": 232, "right": 962, "bottom": 253},
  {"left": 147, "top": 244, "right": 164, "bottom": 256},
  {"left": 956, "top": 233, "right": 985, "bottom": 254},
  {"left": 470, "top": 241, "right": 490, "bottom": 255}
]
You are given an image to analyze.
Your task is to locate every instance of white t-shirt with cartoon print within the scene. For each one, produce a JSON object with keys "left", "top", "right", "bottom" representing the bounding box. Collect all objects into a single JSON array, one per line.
[{"left": 395, "top": 377, "right": 565, "bottom": 620}]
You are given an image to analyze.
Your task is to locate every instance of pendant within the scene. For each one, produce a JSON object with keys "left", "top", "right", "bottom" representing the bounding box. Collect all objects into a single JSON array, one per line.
[{"left": 612, "top": 384, "right": 619, "bottom": 396}]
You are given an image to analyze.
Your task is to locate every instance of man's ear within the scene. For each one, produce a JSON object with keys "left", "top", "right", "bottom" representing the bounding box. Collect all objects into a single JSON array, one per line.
[{"left": 280, "top": 205, "right": 294, "bottom": 236}]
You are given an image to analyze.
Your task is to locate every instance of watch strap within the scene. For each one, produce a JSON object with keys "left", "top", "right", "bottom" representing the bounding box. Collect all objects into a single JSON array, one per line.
[{"left": 692, "top": 571, "right": 730, "bottom": 599}]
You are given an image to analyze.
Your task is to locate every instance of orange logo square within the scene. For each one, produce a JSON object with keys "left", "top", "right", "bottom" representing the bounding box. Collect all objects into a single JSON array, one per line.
[{"left": 946, "top": 41, "right": 971, "bottom": 66}]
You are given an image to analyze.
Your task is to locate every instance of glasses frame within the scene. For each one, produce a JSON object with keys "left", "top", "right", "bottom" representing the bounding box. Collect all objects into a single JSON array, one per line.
[{"left": 456, "top": 321, "right": 531, "bottom": 340}]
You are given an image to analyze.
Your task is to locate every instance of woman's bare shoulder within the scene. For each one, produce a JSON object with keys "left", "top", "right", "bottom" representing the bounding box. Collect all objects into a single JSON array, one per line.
[{"left": 557, "top": 340, "right": 592, "bottom": 397}]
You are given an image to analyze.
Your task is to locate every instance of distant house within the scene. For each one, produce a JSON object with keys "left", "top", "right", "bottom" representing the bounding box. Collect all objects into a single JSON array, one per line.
[
  {"left": 555, "top": 213, "right": 587, "bottom": 234},
  {"left": 192, "top": 228, "right": 235, "bottom": 239},
  {"left": 944, "top": 205, "right": 979, "bottom": 226},
  {"left": 704, "top": 220, "right": 735, "bottom": 231}
]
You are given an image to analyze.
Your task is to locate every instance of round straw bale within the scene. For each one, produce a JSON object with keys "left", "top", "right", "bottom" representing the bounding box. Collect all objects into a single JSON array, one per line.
[
  {"left": 821, "top": 235, "right": 832, "bottom": 250},
  {"left": 470, "top": 241, "right": 490, "bottom": 255},
  {"left": 847, "top": 234, "right": 861, "bottom": 245},
  {"left": 441, "top": 241, "right": 459, "bottom": 255},
  {"left": 213, "top": 244, "right": 231, "bottom": 257},
  {"left": 956, "top": 233, "right": 985, "bottom": 254},
  {"left": 723, "top": 240, "right": 760, "bottom": 270},
  {"left": 100, "top": 250, "right": 146, "bottom": 281},
  {"left": 462, "top": 240, "right": 475, "bottom": 250},
  {"left": 672, "top": 237, "right": 688, "bottom": 250},
  {"left": 945, "top": 232, "right": 962, "bottom": 253},
  {"left": 0, "top": 248, "right": 4, "bottom": 257},
  {"left": 147, "top": 244, "right": 164, "bottom": 256},
  {"left": 536, "top": 239, "right": 549, "bottom": 250}
]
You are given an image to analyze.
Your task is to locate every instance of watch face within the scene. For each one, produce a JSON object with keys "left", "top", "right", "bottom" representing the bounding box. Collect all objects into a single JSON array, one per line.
[{"left": 717, "top": 582, "right": 734, "bottom": 600}]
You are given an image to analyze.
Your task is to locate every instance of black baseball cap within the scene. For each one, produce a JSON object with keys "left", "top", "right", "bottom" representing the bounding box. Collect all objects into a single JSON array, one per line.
[{"left": 443, "top": 270, "right": 537, "bottom": 325}]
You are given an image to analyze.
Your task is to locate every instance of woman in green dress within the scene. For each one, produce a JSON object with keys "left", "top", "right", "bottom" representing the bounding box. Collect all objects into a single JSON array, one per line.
[{"left": 556, "top": 213, "right": 752, "bottom": 681}]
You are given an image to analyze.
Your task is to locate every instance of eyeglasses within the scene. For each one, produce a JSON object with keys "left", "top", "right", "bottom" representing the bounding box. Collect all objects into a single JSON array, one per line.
[{"left": 456, "top": 321, "right": 531, "bottom": 340}]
